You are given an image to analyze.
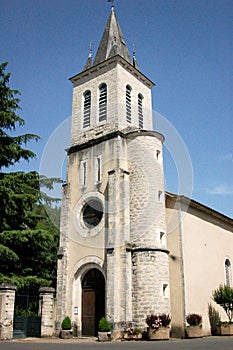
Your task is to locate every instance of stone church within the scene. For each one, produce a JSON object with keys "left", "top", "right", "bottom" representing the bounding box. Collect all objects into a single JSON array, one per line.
[{"left": 56, "top": 5, "right": 233, "bottom": 339}]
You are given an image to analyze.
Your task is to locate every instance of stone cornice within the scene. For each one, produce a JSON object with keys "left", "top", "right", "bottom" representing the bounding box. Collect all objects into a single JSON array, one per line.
[
  {"left": 70, "top": 55, "right": 154, "bottom": 89},
  {"left": 67, "top": 128, "right": 164, "bottom": 155},
  {"left": 126, "top": 247, "right": 170, "bottom": 254}
]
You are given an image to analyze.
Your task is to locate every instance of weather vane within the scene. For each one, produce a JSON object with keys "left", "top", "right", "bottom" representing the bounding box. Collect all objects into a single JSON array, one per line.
[{"left": 108, "top": 0, "right": 115, "bottom": 7}]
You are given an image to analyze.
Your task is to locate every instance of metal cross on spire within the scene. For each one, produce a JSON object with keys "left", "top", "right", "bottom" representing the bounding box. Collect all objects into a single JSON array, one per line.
[{"left": 108, "top": 0, "right": 115, "bottom": 8}]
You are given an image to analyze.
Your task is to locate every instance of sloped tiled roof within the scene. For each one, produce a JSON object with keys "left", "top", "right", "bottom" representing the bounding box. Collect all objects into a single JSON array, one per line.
[{"left": 93, "top": 7, "right": 132, "bottom": 66}]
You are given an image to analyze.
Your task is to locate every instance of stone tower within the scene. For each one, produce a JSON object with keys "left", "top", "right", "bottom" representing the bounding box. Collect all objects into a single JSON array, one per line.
[{"left": 56, "top": 5, "right": 170, "bottom": 338}]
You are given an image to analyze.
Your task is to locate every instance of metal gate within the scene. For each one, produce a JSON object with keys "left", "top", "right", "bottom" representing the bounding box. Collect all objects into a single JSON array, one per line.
[{"left": 13, "top": 294, "right": 41, "bottom": 338}]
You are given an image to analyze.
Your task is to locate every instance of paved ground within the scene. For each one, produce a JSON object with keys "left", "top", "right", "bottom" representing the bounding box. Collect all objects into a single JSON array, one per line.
[{"left": 0, "top": 336, "right": 233, "bottom": 350}]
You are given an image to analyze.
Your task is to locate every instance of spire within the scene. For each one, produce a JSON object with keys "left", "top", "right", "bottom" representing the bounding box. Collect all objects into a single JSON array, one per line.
[
  {"left": 83, "top": 42, "right": 93, "bottom": 71},
  {"left": 132, "top": 45, "right": 139, "bottom": 70},
  {"left": 93, "top": 6, "right": 132, "bottom": 66}
]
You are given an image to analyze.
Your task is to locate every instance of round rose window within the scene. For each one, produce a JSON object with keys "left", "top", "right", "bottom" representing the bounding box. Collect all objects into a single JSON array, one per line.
[{"left": 82, "top": 199, "right": 103, "bottom": 229}]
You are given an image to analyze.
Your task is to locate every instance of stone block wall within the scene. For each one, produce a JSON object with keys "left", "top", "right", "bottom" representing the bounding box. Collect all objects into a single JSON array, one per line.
[
  {"left": 70, "top": 59, "right": 153, "bottom": 145},
  {"left": 39, "top": 287, "right": 56, "bottom": 337},
  {"left": 127, "top": 131, "right": 170, "bottom": 328},
  {"left": 127, "top": 132, "right": 166, "bottom": 247},
  {"left": 0, "top": 284, "right": 16, "bottom": 340},
  {"left": 131, "top": 250, "right": 170, "bottom": 329}
]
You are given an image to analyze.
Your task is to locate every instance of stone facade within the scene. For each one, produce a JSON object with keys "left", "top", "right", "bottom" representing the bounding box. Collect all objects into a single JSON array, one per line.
[
  {"left": 56, "top": 131, "right": 170, "bottom": 338},
  {"left": 56, "top": 6, "right": 170, "bottom": 340}
]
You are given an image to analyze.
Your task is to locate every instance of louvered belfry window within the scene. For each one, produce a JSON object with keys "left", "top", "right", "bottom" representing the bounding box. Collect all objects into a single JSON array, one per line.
[
  {"left": 138, "top": 93, "right": 143, "bottom": 128},
  {"left": 99, "top": 84, "right": 107, "bottom": 122},
  {"left": 83, "top": 90, "right": 91, "bottom": 128},
  {"left": 126, "top": 85, "right": 132, "bottom": 123}
]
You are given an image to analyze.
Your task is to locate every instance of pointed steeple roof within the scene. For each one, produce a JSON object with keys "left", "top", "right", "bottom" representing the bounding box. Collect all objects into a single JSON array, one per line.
[{"left": 93, "top": 6, "right": 132, "bottom": 66}]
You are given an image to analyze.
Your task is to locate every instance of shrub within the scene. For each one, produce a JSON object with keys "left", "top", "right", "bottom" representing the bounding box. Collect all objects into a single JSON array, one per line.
[
  {"left": 146, "top": 314, "right": 171, "bottom": 329},
  {"left": 212, "top": 284, "right": 233, "bottom": 323},
  {"left": 126, "top": 327, "right": 142, "bottom": 335},
  {"left": 132, "top": 327, "right": 141, "bottom": 335},
  {"left": 186, "top": 313, "right": 202, "bottom": 326},
  {"left": 61, "top": 316, "right": 72, "bottom": 330},
  {"left": 98, "top": 317, "right": 111, "bottom": 332}
]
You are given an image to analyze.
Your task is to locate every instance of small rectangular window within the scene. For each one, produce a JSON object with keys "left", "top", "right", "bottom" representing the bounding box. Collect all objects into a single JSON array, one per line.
[
  {"left": 80, "top": 160, "right": 87, "bottom": 187},
  {"left": 163, "top": 283, "right": 169, "bottom": 298},
  {"left": 160, "top": 231, "right": 166, "bottom": 245},
  {"left": 156, "top": 149, "right": 161, "bottom": 161},
  {"left": 158, "top": 190, "right": 163, "bottom": 202},
  {"left": 95, "top": 156, "right": 102, "bottom": 183}
]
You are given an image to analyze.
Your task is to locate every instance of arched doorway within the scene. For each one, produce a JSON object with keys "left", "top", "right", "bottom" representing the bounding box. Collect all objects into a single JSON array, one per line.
[{"left": 82, "top": 268, "right": 105, "bottom": 336}]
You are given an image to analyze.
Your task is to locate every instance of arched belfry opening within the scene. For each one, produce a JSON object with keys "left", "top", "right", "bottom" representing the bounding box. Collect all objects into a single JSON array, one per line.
[{"left": 81, "top": 268, "right": 105, "bottom": 336}]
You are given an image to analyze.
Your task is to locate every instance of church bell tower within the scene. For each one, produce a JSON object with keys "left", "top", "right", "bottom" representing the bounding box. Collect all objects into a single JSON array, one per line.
[{"left": 56, "top": 4, "right": 170, "bottom": 338}]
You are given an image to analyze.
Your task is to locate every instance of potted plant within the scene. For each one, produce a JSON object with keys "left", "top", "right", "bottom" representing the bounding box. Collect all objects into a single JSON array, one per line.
[
  {"left": 212, "top": 284, "right": 233, "bottom": 335},
  {"left": 186, "top": 313, "right": 202, "bottom": 338},
  {"left": 59, "top": 316, "right": 73, "bottom": 339},
  {"left": 123, "top": 327, "right": 142, "bottom": 340},
  {"left": 146, "top": 313, "right": 171, "bottom": 340},
  {"left": 98, "top": 317, "right": 111, "bottom": 342}
]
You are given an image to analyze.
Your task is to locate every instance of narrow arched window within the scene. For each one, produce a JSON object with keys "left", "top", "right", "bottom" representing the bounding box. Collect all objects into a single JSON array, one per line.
[
  {"left": 99, "top": 83, "right": 107, "bottom": 122},
  {"left": 126, "top": 85, "right": 132, "bottom": 123},
  {"left": 83, "top": 90, "right": 91, "bottom": 128},
  {"left": 138, "top": 93, "right": 143, "bottom": 128},
  {"left": 225, "top": 259, "right": 232, "bottom": 286}
]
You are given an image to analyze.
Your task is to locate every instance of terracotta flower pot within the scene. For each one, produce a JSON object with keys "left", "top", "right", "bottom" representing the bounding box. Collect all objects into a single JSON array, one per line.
[
  {"left": 186, "top": 325, "right": 203, "bottom": 338},
  {"left": 148, "top": 326, "right": 170, "bottom": 340},
  {"left": 123, "top": 331, "right": 142, "bottom": 340},
  {"left": 216, "top": 324, "right": 233, "bottom": 336}
]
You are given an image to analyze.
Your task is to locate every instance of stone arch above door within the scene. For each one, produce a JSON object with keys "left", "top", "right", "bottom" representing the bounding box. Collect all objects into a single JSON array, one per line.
[
  {"left": 71, "top": 256, "right": 105, "bottom": 280},
  {"left": 70, "top": 256, "right": 105, "bottom": 337}
]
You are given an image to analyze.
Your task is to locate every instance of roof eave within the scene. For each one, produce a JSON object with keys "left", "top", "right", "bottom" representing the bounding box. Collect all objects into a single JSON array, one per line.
[
  {"left": 165, "top": 191, "right": 233, "bottom": 225},
  {"left": 70, "top": 54, "right": 155, "bottom": 88}
]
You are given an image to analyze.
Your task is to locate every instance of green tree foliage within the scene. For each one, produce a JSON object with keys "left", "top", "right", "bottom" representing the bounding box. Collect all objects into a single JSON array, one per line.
[
  {"left": 0, "top": 171, "right": 40, "bottom": 232},
  {"left": 0, "top": 62, "right": 60, "bottom": 291},
  {"left": 212, "top": 284, "right": 233, "bottom": 323},
  {"left": 0, "top": 172, "right": 60, "bottom": 290},
  {"left": 0, "top": 62, "right": 40, "bottom": 169}
]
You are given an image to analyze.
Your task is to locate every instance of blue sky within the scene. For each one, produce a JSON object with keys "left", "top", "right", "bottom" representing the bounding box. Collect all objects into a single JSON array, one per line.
[{"left": 1, "top": 0, "right": 232, "bottom": 218}]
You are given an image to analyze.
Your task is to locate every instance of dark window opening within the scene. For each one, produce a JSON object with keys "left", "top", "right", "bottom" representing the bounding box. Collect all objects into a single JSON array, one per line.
[
  {"left": 83, "top": 90, "right": 91, "bottom": 128},
  {"left": 99, "top": 84, "right": 107, "bottom": 122},
  {"left": 138, "top": 93, "right": 143, "bottom": 128},
  {"left": 126, "top": 85, "right": 132, "bottom": 123}
]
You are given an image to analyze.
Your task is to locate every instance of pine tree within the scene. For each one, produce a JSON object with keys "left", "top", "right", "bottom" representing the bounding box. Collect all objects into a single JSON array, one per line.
[
  {"left": 0, "top": 62, "right": 60, "bottom": 291},
  {"left": 0, "top": 62, "right": 40, "bottom": 169}
]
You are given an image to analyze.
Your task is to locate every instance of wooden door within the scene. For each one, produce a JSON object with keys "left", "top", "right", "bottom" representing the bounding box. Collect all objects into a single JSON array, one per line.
[{"left": 82, "top": 288, "right": 95, "bottom": 336}]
